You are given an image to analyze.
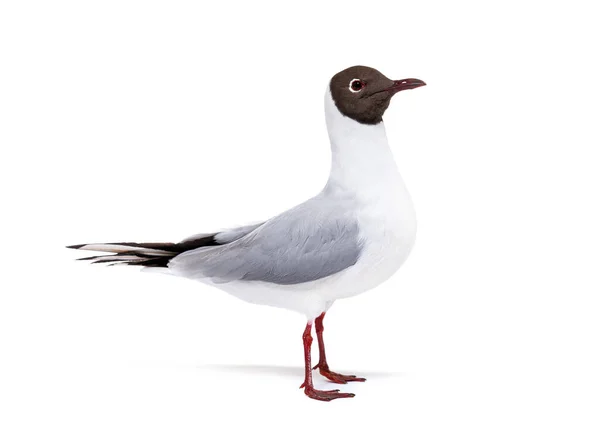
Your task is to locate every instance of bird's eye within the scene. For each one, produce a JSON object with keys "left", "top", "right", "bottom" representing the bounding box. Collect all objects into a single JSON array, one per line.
[{"left": 349, "top": 79, "right": 365, "bottom": 93}]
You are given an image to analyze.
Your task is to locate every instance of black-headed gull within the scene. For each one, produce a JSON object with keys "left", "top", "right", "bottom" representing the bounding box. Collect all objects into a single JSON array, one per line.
[{"left": 68, "top": 66, "right": 426, "bottom": 401}]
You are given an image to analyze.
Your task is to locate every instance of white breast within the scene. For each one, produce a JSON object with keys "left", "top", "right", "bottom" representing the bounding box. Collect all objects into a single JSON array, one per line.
[
  {"left": 351, "top": 184, "right": 416, "bottom": 292},
  {"left": 308, "top": 173, "right": 416, "bottom": 305}
]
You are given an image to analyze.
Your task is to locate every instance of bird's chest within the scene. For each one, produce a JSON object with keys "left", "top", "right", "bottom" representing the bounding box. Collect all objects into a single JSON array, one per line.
[{"left": 348, "top": 188, "right": 417, "bottom": 293}]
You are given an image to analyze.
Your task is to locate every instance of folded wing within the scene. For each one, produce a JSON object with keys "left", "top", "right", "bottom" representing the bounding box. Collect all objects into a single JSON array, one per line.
[{"left": 169, "top": 200, "right": 362, "bottom": 285}]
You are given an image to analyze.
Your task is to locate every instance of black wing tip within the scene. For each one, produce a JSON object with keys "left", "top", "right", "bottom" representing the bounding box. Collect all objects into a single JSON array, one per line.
[{"left": 67, "top": 235, "right": 222, "bottom": 262}]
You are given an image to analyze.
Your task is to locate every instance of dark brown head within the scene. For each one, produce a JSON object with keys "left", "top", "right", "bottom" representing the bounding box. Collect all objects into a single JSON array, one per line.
[{"left": 329, "top": 66, "right": 426, "bottom": 125}]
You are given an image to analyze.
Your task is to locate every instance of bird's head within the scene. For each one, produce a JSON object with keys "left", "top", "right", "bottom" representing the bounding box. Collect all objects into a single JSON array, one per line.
[{"left": 329, "top": 65, "right": 426, "bottom": 125}]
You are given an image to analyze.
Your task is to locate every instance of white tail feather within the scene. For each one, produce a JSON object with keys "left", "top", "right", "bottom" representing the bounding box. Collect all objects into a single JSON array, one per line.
[{"left": 77, "top": 244, "right": 173, "bottom": 256}]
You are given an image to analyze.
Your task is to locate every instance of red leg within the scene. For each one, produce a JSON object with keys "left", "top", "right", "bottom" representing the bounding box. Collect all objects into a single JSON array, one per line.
[
  {"left": 312, "top": 312, "right": 366, "bottom": 384},
  {"left": 299, "top": 321, "right": 355, "bottom": 401}
]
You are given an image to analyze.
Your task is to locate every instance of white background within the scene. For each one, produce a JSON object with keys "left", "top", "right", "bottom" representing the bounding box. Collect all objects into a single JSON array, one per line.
[{"left": 1, "top": 0, "right": 599, "bottom": 445}]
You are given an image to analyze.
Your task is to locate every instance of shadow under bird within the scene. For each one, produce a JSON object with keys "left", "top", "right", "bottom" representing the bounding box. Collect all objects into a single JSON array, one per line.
[{"left": 68, "top": 65, "right": 426, "bottom": 401}]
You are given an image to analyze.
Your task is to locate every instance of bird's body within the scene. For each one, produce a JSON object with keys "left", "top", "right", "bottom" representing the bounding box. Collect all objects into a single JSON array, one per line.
[
  {"left": 169, "top": 90, "right": 417, "bottom": 318},
  {"left": 68, "top": 66, "right": 425, "bottom": 401}
]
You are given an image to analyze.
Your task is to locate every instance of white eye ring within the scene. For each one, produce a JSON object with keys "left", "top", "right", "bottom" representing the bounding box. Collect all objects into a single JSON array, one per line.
[{"left": 349, "top": 78, "right": 365, "bottom": 93}]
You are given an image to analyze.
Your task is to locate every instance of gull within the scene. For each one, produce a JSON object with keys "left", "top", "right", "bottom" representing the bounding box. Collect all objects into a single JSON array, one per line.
[{"left": 68, "top": 65, "right": 426, "bottom": 401}]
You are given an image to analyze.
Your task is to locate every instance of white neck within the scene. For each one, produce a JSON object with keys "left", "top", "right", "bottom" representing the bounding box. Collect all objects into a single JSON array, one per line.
[{"left": 323, "top": 89, "right": 402, "bottom": 198}]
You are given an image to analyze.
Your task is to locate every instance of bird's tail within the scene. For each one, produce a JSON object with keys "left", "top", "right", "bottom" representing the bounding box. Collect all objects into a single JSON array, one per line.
[{"left": 67, "top": 236, "right": 220, "bottom": 268}]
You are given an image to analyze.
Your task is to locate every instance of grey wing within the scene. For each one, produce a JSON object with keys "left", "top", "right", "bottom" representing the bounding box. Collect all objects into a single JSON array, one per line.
[{"left": 169, "top": 200, "right": 363, "bottom": 285}]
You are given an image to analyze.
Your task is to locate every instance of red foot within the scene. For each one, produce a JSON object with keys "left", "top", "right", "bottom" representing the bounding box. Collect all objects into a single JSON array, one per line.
[
  {"left": 313, "top": 363, "right": 367, "bottom": 384},
  {"left": 300, "top": 383, "right": 355, "bottom": 401}
]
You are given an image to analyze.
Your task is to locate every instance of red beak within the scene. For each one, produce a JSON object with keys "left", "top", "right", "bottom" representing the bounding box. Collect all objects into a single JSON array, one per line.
[{"left": 388, "top": 78, "right": 427, "bottom": 93}]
